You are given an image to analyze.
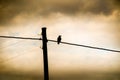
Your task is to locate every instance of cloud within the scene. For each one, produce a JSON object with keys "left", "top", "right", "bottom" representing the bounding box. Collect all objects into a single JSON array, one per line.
[
  {"left": 0, "top": 0, "right": 120, "bottom": 25},
  {"left": 114, "top": 0, "right": 120, "bottom": 7},
  {"left": 0, "top": 0, "right": 26, "bottom": 25}
]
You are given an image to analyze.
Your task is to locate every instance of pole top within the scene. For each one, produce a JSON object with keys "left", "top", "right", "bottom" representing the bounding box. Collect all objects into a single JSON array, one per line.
[{"left": 42, "top": 27, "right": 47, "bottom": 29}]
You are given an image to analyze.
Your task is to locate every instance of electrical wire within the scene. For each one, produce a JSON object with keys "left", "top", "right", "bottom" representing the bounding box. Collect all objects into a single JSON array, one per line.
[
  {"left": 0, "top": 36, "right": 120, "bottom": 53},
  {"left": 0, "top": 48, "right": 38, "bottom": 64},
  {"left": 0, "top": 36, "right": 41, "bottom": 40},
  {"left": 48, "top": 39, "right": 120, "bottom": 53},
  {"left": 0, "top": 40, "right": 24, "bottom": 50}
]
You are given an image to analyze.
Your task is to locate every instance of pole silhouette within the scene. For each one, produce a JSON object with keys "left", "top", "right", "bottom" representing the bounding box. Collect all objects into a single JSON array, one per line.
[{"left": 42, "top": 27, "right": 49, "bottom": 80}]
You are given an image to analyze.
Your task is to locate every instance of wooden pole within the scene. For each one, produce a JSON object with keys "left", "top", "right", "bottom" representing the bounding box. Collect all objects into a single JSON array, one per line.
[{"left": 42, "top": 27, "right": 49, "bottom": 80}]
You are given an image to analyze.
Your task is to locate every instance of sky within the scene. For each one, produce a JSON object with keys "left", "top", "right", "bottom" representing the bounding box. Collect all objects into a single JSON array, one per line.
[{"left": 0, "top": 0, "right": 120, "bottom": 80}]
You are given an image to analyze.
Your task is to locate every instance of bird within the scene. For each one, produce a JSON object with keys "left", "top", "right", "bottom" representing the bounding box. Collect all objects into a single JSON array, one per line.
[{"left": 57, "top": 35, "right": 61, "bottom": 44}]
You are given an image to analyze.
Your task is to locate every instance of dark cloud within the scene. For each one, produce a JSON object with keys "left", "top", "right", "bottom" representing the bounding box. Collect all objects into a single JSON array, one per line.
[
  {"left": 0, "top": 0, "right": 119, "bottom": 25},
  {"left": 0, "top": 0, "right": 26, "bottom": 25},
  {"left": 114, "top": 0, "right": 120, "bottom": 7},
  {"left": 39, "top": 0, "right": 114, "bottom": 15}
]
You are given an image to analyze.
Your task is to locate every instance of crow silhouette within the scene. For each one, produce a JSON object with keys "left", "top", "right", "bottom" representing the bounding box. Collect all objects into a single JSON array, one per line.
[{"left": 57, "top": 35, "right": 61, "bottom": 44}]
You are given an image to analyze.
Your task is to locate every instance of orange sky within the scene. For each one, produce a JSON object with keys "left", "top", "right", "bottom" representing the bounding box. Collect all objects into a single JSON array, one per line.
[{"left": 0, "top": 0, "right": 120, "bottom": 79}]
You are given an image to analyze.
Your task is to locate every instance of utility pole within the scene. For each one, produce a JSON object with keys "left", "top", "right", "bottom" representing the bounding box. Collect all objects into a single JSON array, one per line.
[{"left": 42, "top": 27, "right": 49, "bottom": 80}]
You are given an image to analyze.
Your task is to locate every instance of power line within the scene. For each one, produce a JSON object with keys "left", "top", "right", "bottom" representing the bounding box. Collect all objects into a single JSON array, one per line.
[
  {"left": 0, "top": 36, "right": 41, "bottom": 40},
  {"left": 48, "top": 39, "right": 120, "bottom": 53},
  {"left": 0, "top": 48, "right": 36, "bottom": 63},
  {"left": 0, "top": 36, "right": 120, "bottom": 53},
  {"left": 0, "top": 40, "right": 24, "bottom": 50}
]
